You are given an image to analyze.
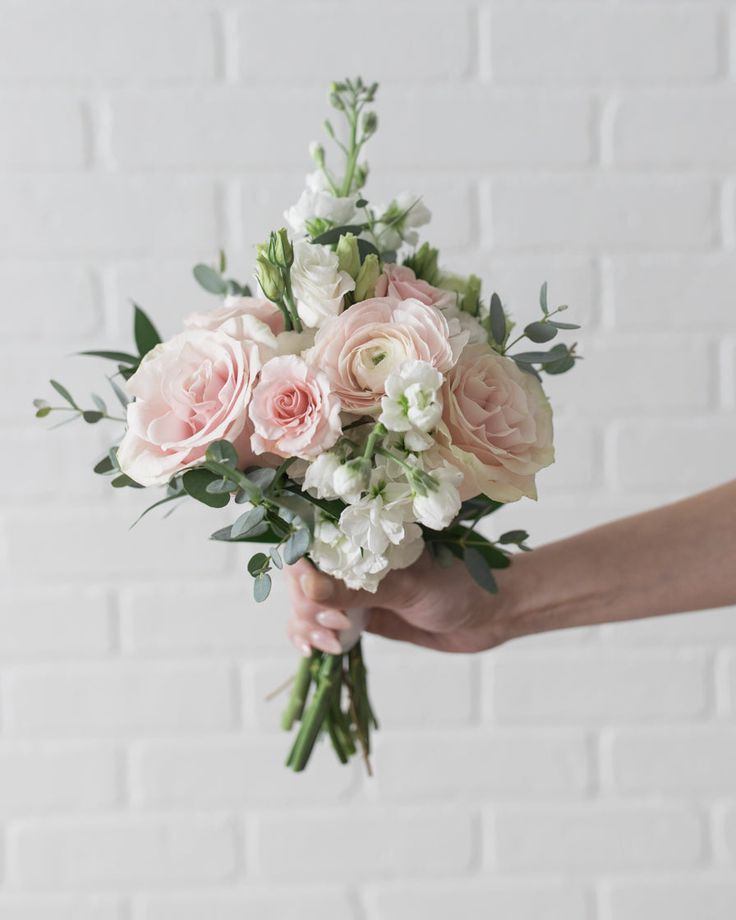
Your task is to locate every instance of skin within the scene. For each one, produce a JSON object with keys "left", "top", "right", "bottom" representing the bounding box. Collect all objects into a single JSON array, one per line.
[{"left": 286, "top": 481, "right": 736, "bottom": 656}]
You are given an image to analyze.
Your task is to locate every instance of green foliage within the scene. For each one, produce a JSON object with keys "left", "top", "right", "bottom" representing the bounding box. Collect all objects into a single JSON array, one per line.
[
  {"left": 181, "top": 469, "right": 231, "bottom": 508},
  {"left": 133, "top": 304, "right": 161, "bottom": 358}
]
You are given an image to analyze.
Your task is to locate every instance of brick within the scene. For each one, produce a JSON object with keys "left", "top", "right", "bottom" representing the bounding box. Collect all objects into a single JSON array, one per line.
[
  {"left": 375, "top": 729, "right": 589, "bottom": 801},
  {"left": 255, "top": 808, "right": 474, "bottom": 880},
  {"left": 139, "top": 890, "right": 357, "bottom": 920},
  {"left": 365, "top": 881, "right": 589, "bottom": 920},
  {"left": 0, "top": 743, "right": 118, "bottom": 814},
  {"left": 613, "top": 419, "right": 736, "bottom": 491},
  {"left": 538, "top": 419, "right": 597, "bottom": 493},
  {"left": 725, "top": 805, "right": 736, "bottom": 863},
  {"left": 486, "top": 649, "right": 708, "bottom": 723},
  {"left": 601, "top": 607, "right": 736, "bottom": 646},
  {"left": 130, "top": 737, "right": 356, "bottom": 808},
  {"left": 0, "top": 177, "right": 220, "bottom": 256},
  {"left": 110, "top": 89, "right": 592, "bottom": 170},
  {"left": 239, "top": 5, "right": 470, "bottom": 84},
  {"left": 491, "top": 803, "right": 702, "bottom": 871},
  {"left": 0, "top": 898, "right": 122, "bottom": 920},
  {"left": 0, "top": 2, "right": 217, "bottom": 85},
  {"left": 4, "top": 663, "right": 234, "bottom": 736},
  {"left": 1, "top": 502, "right": 233, "bottom": 579},
  {"left": 491, "top": 4, "right": 721, "bottom": 85},
  {"left": 606, "top": 879, "right": 736, "bottom": 920},
  {"left": 0, "top": 93, "right": 87, "bottom": 167},
  {"left": 0, "top": 263, "right": 100, "bottom": 342},
  {"left": 120, "top": 577, "right": 289, "bottom": 656},
  {"left": 492, "top": 176, "right": 716, "bottom": 251},
  {"left": 614, "top": 91, "right": 736, "bottom": 167},
  {"left": 10, "top": 818, "right": 238, "bottom": 887},
  {"left": 0, "top": 587, "right": 112, "bottom": 658},
  {"left": 606, "top": 728, "right": 736, "bottom": 795},
  {"left": 611, "top": 255, "right": 736, "bottom": 331}
]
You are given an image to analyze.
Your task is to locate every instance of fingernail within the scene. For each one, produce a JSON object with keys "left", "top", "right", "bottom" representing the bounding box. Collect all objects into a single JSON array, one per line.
[
  {"left": 309, "top": 629, "right": 342, "bottom": 655},
  {"left": 300, "top": 572, "right": 334, "bottom": 602},
  {"left": 291, "top": 635, "right": 312, "bottom": 657},
  {"left": 316, "top": 609, "right": 351, "bottom": 630}
]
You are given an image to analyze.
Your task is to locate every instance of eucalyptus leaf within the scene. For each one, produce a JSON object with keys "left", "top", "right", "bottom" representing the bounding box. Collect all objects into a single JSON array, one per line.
[
  {"left": 181, "top": 468, "right": 230, "bottom": 508},
  {"left": 248, "top": 552, "right": 269, "bottom": 576},
  {"left": 490, "top": 293, "right": 506, "bottom": 346},
  {"left": 246, "top": 468, "right": 277, "bottom": 490},
  {"left": 133, "top": 304, "right": 162, "bottom": 358},
  {"left": 269, "top": 546, "right": 283, "bottom": 569},
  {"left": 524, "top": 321, "right": 557, "bottom": 344},
  {"left": 512, "top": 350, "right": 570, "bottom": 366},
  {"left": 108, "top": 376, "right": 131, "bottom": 408},
  {"left": 91, "top": 394, "right": 107, "bottom": 413},
  {"left": 549, "top": 321, "right": 581, "bottom": 330},
  {"left": 498, "top": 529, "right": 529, "bottom": 545},
  {"left": 111, "top": 473, "right": 143, "bottom": 489},
  {"left": 93, "top": 454, "right": 116, "bottom": 475},
  {"left": 35, "top": 406, "right": 51, "bottom": 418},
  {"left": 206, "top": 440, "right": 239, "bottom": 468},
  {"left": 129, "top": 492, "right": 185, "bottom": 529},
  {"left": 82, "top": 410, "right": 104, "bottom": 424},
  {"left": 231, "top": 505, "right": 267, "bottom": 538},
  {"left": 464, "top": 548, "right": 498, "bottom": 594},
  {"left": 193, "top": 263, "right": 228, "bottom": 295},
  {"left": 253, "top": 572, "right": 272, "bottom": 602},
  {"left": 205, "top": 479, "right": 238, "bottom": 494},
  {"left": 50, "top": 379, "right": 78, "bottom": 409},
  {"left": 210, "top": 522, "right": 274, "bottom": 542},
  {"left": 540, "top": 281, "right": 549, "bottom": 315},
  {"left": 283, "top": 527, "right": 311, "bottom": 565}
]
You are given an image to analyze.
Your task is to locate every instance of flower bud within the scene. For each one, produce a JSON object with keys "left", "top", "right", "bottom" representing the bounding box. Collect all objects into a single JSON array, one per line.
[
  {"left": 353, "top": 163, "right": 370, "bottom": 190},
  {"left": 272, "top": 228, "right": 293, "bottom": 269},
  {"left": 334, "top": 458, "right": 370, "bottom": 501},
  {"left": 354, "top": 253, "right": 380, "bottom": 301},
  {"left": 336, "top": 233, "right": 360, "bottom": 279},
  {"left": 256, "top": 257, "right": 284, "bottom": 302},
  {"left": 461, "top": 274, "right": 481, "bottom": 316},
  {"left": 362, "top": 111, "right": 378, "bottom": 138},
  {"left": 309, "top": 141, "right": 325, "bottom": 168}
]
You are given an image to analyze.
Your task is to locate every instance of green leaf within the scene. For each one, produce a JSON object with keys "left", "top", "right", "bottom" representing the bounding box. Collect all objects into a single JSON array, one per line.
[
  {"left": 193, "top": 263, "right": 228, "bottom": 295},
  {"left": 82, "top": 410, "right": 104, "bottom": 424},
  {"left": 246, "top": 467, "right": 277, "bottom": 490},
  {"left": 490, "top": 293, "right": 506, "bottom": 346},
  {"left": 35, "top": 406, "right": 51, "bottom": 418},
  {"left": 310, "top": 224, "right": 366, "bottom": 246},
  {"left": 33, "top": 398, "right": 48, "bottom": 409},
  {"left": 111, "top": 473, "right": 144, "bottom": 489},
  {"left": 91, "top": 394, "right": 107, "bottom": 414},
  {"left": 50, "top": 379, "right": 78, "bottom": 409},
  {"left": 253, "top": 572, "right": 272, "bottom": 602},
  {"left": 524, "top": 321, "right": 558, "bottom": 344},
  {"left": 248, "top": 552, "right": 269, "bottom": 576},
  {"left": 269, "top": 546, "right": 283, "bottom": 569},
  {"left": 498, "top": 529, "right": 529, "bottom": 545},
  {"left": 355, "top": 198, "right": 369, "bottom": 208},
  {"left": 205, "top": 479, "right": 238, "bottom": 494},
  {"left": 133, "top": 304, "right": 162, "bottom": 358},
  {"left": 512, "top": 349, "right": 570, "bottom": 366},
  {"left": 93, "top": 454, "right": 115, "bottom": 475},
  {"left": 282, "top": 527, "right": 311, "bottom": 565},
  {"left": 454, "top": 495, "right": 503, "bottom": 522},
  {"left": 232, "top": 505, "right": 267, "bottom": 538},
  {"left": 182, "top": 468, "right": 230, "bottom": 508},
  {"left": 108, "top": 376, "right": 131, "bottom": 408},
  {"left": 465, "top": 548, "right": 498, "bottom": 593},
  {"left": 544, "top": 353, "right": 576, "bottom": 375},
  {"left": 130, "top": 492, "right": 185, "bottom": 529},
  {"left": 218, "top": 249, "right": 227, "bottom": 274},
  {"left": 79, "top": 350, "right": 140, "bottom": 365},
  {"left": 540, "top": 281, "right": 549, "bottom": 315},
  {"left": 209, "top": 522, "right": 274, "bottom": 542},
  {"left": 357, "top": 237, "right": 380, "bottom": 261},
  {"left": 206, "top": 440, "right": 239, "bottom": 468},
  {"left": 549, "top": 321, "right": 580, "bottom": 331}
]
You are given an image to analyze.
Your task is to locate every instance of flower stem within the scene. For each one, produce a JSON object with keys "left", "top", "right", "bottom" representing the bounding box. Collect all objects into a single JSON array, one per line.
[
  {"left": 286, "top": 653, "right": 342, "bottom": 771},
  {"left": 281, "top": 653, "right": 317, "bottom": 731}
]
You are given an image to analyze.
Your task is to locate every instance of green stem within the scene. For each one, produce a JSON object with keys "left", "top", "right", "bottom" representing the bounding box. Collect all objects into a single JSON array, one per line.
[
  {"left": 287, "top": 653, "right": 342, "bottom": 771},
  {"left": 281, "top": 653, "right": 317, "bottom": 731},
  {"left": 282, "top": 272, "right": 303, "bottom": 334}
]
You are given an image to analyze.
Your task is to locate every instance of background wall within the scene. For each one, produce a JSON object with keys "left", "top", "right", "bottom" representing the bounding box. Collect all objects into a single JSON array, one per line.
[{"left": 1, "top": 0, "right": 736, "bottom": 917}]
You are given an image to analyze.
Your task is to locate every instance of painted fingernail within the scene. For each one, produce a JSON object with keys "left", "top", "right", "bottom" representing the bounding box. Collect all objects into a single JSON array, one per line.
[
  {"left": 309, "top": 629, "right": 342, "bottom": 655},
  {"left": 316, "top": 609, "right": 351, "bottom": 630},
  {"left": 291, "top": 635, "right": 312, "bottom": 657},
  {"left": 300, "top": 572, "right": 334, "bottom": 602}
]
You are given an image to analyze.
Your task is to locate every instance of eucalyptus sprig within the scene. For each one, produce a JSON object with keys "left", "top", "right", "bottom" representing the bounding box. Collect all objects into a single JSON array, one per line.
[
  {"left": 34, "top": 381, "right": 125, "bottom": 427},
  {"left": 193, "top": 250, "right": 252, "bottom": 298}
]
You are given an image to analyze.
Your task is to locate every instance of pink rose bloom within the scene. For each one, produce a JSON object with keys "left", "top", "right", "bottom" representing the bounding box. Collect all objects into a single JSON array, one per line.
[
  {"left": 185, "top": 295, "right": 285, "bottom": 357},
  {"left": 438, "top": 343, "right": 554, "bottom": 503},
  {"left": 309, "top": 296, "right": 467, "bottom": 413},
  {"left": 117, "top": 328, "right": 260, "bottom": 487},
  {"left": 249, "top": 355, "right": 342, "bottom": 460},
  {"left": 374, "top": 263, "right": 455, "bottom": 310}
]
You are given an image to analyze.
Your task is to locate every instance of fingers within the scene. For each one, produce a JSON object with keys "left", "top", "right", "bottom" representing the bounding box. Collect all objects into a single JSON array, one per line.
[{"left": 366, "top": 608, "right": 446, "bottom": 651}]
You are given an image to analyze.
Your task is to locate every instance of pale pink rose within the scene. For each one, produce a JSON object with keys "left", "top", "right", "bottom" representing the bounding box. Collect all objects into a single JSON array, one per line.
[
  {"left": 375, "top": 263, "right": 455, "bottom": 310},
  {"left": 437, "top": 343, "right": 554, "bottom": 503},
  {"left": 249, "top": 355, "right": 342, "bottom": 460},
  {"left": 308, "top": 296, "right": 467, "bottom": 413},
  {"left": 117, "top": 328, "right": 260, "bottom": 487},
  {"left": 184, "top": 296, "right": 285, "bottom": 358}
]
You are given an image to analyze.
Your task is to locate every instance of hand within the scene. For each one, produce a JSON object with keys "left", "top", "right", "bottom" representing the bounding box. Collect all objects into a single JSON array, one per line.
[{"left": 285, "top": 551, "right": 509, "bottom": 656}]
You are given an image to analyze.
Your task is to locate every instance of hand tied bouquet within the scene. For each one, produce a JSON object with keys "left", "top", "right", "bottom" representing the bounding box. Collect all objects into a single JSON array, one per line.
[{"left": 34, "top": 77, "right": 579, "bottom": 773}]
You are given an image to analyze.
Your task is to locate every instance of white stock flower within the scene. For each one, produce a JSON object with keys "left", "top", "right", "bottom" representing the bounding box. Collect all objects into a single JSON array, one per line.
[
  {"left": 385, "top": 524, "right": 425, "bottom": 570},
  {"left": 284, "top": 171, "right": 358, "bottom": 236},
  {"left": 374, "top": 192, "right": 432, "bottom": 250},
  {"left": 290, "top": 239, "right": 355, "bottom": 329},
  {"left": 379, "top": 359, "right": 443, "bottom": 452},
  {"left": 339, "top": 485, "right": 412, "bottom": 556},
  {"left": 411, "top": 461, "right": 463, "bottom": 531},
  {"left": 310, "top": 519, "right": 387, "bottom": 592},
  {"left": 333, "top": 459, "right": 369, "bottom": 503},
  {"left": 303, "top": 452, "right": 341, "bottom": 499}
]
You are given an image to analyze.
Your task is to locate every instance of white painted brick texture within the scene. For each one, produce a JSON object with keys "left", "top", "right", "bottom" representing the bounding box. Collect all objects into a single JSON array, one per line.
[{"left": 0, "top": 0, "right": 735, "bottom": 915}]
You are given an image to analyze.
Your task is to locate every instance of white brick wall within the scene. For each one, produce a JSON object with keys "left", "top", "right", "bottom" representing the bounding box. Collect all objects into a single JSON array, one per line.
[{"left": 0, "top": 0, "right": 735, "bottom": 916}]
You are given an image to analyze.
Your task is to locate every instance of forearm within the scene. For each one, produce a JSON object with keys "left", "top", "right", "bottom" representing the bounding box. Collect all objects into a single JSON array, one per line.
[{"left": 498, "top": 481, "right": 736, "bottom": 641}]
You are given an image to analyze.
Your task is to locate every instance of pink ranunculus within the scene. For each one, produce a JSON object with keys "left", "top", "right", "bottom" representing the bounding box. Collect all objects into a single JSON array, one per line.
[
  {"left": 117, "top": 329, "right": 260, "bottom": 487},
  {"left": 308, "top": 296, "right": 467, "bottom": 413},
  {"left": 249, "top": 355, "right": 342, "bottom": 460},
  {"left": 184, "top": 295, "right": 285, "bottom": 357},
  {"left": 438, "top": 343, "right": 554, "bottom": 503},
  {"left": 374, "top": 263, "right": 456, "bottom": 310}
]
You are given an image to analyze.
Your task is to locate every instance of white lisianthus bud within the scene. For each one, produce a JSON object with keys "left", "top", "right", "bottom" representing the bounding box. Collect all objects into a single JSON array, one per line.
[
  {"left": 333, "top": 458, "right": 370, "bottom": 503},
  {"left": 290, "top": 239, "right": 355, "bottom": 329},
  {"left": 303, "top": 451, "right": 341, "bottom": 499},
  {"left": 411, "top": 462, "right": 463, "bottom": 531},
  {"left": 379, "top": 359, "right": 443, "bottom": 452}
]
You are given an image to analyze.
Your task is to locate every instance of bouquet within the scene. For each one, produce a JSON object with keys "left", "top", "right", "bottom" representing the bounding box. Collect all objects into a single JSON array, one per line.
[{"left": 34, "top": 77, "right": 579, "bottom": 773}]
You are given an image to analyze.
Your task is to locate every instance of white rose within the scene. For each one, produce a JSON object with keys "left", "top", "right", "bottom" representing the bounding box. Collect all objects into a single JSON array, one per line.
[
  {"left": 284, "top": 171, "right": 359, "bottom": 236},
  {"left": 379, "top": 359, "right": 443, "bottom": 452},
  {"left": 291, "top": 239, "right": 356, "bottom": 329}
]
